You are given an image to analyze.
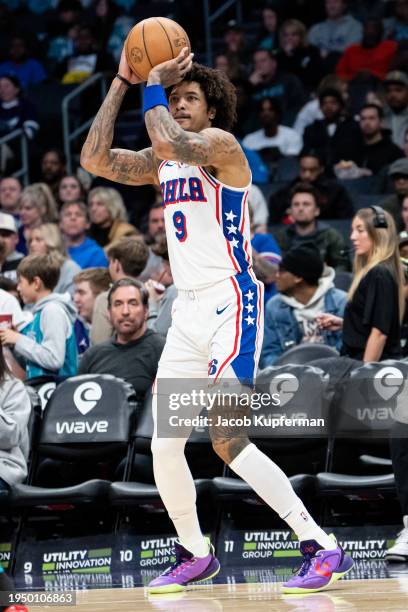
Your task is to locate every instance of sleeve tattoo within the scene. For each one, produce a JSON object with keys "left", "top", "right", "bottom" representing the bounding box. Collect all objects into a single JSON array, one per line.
[
  {"left": 145, "top": 106, "right": 243, "bottom": 168},
  {"left": 81, "top": 79, "right": 158, "bottom": 186}
]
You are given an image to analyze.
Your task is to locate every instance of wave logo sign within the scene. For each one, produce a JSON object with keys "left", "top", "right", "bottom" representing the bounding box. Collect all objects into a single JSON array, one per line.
[
  {"left": 73, "top": 382, "right": 102, "bottom": 415},
  {"left": 270, "top": 373, "right": 299, "bottom": 407},
  {"left": 38, "top": 381, "right": 57, "bottom": 411},
  {"left": 373, "top": 367, "right": 404, "bottom": 401}
]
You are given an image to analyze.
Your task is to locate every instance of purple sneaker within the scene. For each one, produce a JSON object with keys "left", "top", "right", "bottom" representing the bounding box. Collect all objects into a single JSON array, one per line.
[
  {"left": 148, "top": 540, "right": 220, "bottom": 594},
  {"left": 282, "top": 537, "right": 353, "bottom": 594}
]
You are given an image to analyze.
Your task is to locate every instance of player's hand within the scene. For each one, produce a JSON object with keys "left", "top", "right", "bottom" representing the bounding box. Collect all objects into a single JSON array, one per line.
[
  {"left": 147, "top": 47, "right": 194, "bottom": 88},
  {"left": 316, "top": 313, "right": 343, "bottom": 332},
  {"left": 0, "top": 328, "right": 21, "bottom": 346},
  {"left": 118, "top": 47, "right": 144, "bottom": 85}
]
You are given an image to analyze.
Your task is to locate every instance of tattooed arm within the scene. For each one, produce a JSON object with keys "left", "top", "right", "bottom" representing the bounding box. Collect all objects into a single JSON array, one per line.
[
  {"left": 81, "top": 50, "right": 159, "bottom": 186},
  {"left": 145, "top": 49, "right": 250, "bottom": 186}
]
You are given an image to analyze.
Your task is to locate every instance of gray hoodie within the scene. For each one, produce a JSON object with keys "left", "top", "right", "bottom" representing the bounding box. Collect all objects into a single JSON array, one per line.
[
  {"left": 0, "top": 376, "right": 30, "bottom": 486},
  {"left": 280, "top": 266, "right": 337, "bottom": 341},
  {"left": 15, "top": 293, "right": 77, "bottom": 373}
]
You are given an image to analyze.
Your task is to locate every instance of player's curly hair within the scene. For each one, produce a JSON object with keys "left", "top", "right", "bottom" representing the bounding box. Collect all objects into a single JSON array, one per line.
[{"left": 176, "top": 63, "right": 237, "bottom": 132}]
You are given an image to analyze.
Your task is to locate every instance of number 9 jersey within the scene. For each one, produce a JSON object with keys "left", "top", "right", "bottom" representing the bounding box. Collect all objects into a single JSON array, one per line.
[{"left": 159, "top": 160, "right": 253, "bottom": 290}]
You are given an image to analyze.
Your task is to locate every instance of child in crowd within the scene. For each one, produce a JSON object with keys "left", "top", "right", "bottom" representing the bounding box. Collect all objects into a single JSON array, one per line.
[{"left": 0, "top": 253, "right": 78, "bottom": 379}]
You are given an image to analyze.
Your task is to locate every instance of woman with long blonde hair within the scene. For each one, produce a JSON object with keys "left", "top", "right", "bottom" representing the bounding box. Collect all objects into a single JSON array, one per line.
[
  {"left": 87, "top": 187, "right": 138, "bottom": 248},
  {"left": 19, "top": 183, "right": 58, "bottom": 252},
  {"left": 28, "top": 223, "right": 81, "bottom": 296},
  {"left": 318, "top": 207, "right": 405, "bottom": 361}
]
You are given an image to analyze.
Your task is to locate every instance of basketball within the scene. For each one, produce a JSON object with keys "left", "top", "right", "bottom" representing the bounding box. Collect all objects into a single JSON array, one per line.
[{"left": 125, "top": 17, "right": 191, "bottom": 81}]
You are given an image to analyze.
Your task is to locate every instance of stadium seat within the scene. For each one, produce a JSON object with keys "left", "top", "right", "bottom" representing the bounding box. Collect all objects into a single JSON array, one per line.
[
  {"left": 274, "top": 343, "right": 339, "bottom": 366},
  {"left": 109, "top": 391, "right": 220, "bottom": 520},
  {"left": 9, "top": 374, "right": 138, "bottom": 508},
  {"left": 316, "top": 361, "right": 408, "bottom": 517}
]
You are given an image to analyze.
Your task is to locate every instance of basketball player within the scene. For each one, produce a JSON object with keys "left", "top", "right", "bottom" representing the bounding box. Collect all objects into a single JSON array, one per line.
[{"left": 81, "top": 46, "right": 353, "bottom": 594}]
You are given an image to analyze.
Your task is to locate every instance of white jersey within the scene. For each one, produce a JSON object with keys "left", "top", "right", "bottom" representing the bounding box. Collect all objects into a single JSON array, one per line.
[{"left": 158, "top": 160, "right": 253, "bottom": 290}]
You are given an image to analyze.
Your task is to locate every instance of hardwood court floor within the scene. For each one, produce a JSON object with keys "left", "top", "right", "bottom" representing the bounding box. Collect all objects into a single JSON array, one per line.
[{"left": 35, "top": 577, "right": 408, "bottom": 611}]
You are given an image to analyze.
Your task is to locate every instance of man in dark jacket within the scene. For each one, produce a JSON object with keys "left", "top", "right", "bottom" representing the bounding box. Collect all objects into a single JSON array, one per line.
[
  {"left": 268, "top": 150, "right": 354, "bottom": 224},
  {"left": 79, "top": 278, "right": 164, "bottom": 400},
  {"left": 272, "top": 182, "right": 349, "bottom": 270},
  {"left": 350, "top": 103, "right": 402, "bottom": 173},
  {"left": 303, "top": 87, "right": 360, "bottom": 172}
]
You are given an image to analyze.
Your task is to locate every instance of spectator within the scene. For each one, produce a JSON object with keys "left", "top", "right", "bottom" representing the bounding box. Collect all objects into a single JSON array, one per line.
[
  {"left": 57, "top": 23, "right": 113, "bottom": 84},
  {"left": 0, "top": 212, "right": 23, "bottom": 282},
  {"left": 242, "top": 97, "right": 302, "bottom": 164},
  {"left": 28, "top": 223, "right": 81, "bottom": 296},
  {"left": 19, "top": 183, "right": 58, "bottom": 253},
  {"left": 0, "top": 75, "right": 39, "bottom": 150},
  {"left": 273, "top": 182, "right": 348, "bottom": 270},
  {"left": 256, "top": 6, "right": 279, "bottom": 52},
  {"left": 58, "top": 175, "right": 86, "bottom": 206},
  {"left": 260, "top": 245, "right": 346, "bottom": 367},
  {"left": 79, "top": 278, "right": 164, "bottom": 399},
  {"left": 144, "top": 202, "right": 165, "bottom": 245},
  {"left": 88, "top": 186, "right": 138, "bottom": 248},
  {"left": 249, "top": 49, "right": 307, "bottom": 124},
  {"left": 384, "top": 0, "right": 408, "bottom": 43},
  {"left": 383, "top": 70, "right": 408, "bottom": 148},
  {"left": 336, "top": 20, "right": 397, "bottom": 81},
  {"left": 0, "top": 35, "right": 47, "bottom": 90},
  {"left": 269, "top": 150, "right": 354, "bottom": 224},
  {"left": 346, "top": 103, "right": 403, "bottom": 174},
  {"left": 91, "top": 236, "right": 149, "bottom": 345},
  {"left": 59, "top": 201, "right": 108, "bottom": 269},
  {"left": 145, "top": 236, "right": 177, "bottom": 338},
  {"left": 222, "top": 21, "right": 249, "bottom": 66},
  {"left": 214, "top": 54, "right": 246, "bottom": 81},
  {"left": 317, "top": 207, "right": 404, "bottom": 361},
  {"left": 303, "top": 87, "right": 361, "bottom": 172},
  {"left": 40, "top": 148, "right": 66, "bottom": 197},
  {"left": 0, "top": 254, "right": 78, "bottom": 379},
  {"left": 381, "top": 158, "right": 408, "bottom": 231},
  {"left": 0, "top": 344, "right": 30, "bottom": 491},
  {"left": 0, "top": 176, "right": 22, "bottom": 216},
  {"left": 308, "top": 0, "right": 363, "bottom": 71},
  {"left": 276, "top": 19, "right": 324, "bottom": 92},
  {"left": 293, "top": 74, "right": 348, "bottom": 136},
  {"left": 73, "top": 267, "right": 111, "bottom": 325}
]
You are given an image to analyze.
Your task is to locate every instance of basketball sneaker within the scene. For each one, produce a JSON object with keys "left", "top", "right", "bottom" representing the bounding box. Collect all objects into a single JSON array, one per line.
[
  {"left": 386, "top": 516, "right": 408, "bottom": 562},
  {"left": 148, "top": 540, "right": 220, "bottom": 594},
  {"left": 282, "top": 536, "right": 353, "bottom": 594}
]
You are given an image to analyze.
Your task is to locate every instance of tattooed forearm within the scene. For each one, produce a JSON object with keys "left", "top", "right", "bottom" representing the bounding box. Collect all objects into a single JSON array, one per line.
[
  {"left": 145, "top": 106, "right": 239, "bottom": 166},
  {"left": 81, "top": 79, "right": 126, "bottom": 167},
  {"left": 81, "top": 78, "right": 157, "bottom": 186}
]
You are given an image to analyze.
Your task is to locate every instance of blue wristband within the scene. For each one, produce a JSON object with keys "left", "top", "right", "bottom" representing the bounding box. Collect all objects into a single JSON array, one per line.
[{"left": 143, "top": 84, "right": 169, "bottom": 114}]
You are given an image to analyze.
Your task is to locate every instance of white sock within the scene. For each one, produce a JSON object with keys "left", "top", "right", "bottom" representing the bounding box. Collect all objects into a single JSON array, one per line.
[
  {"left": 151, "top": 436, "right": 209, "bottom": 558},
  {"left": 229, "top": 443, "right": 336, "bottom": 550}
]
